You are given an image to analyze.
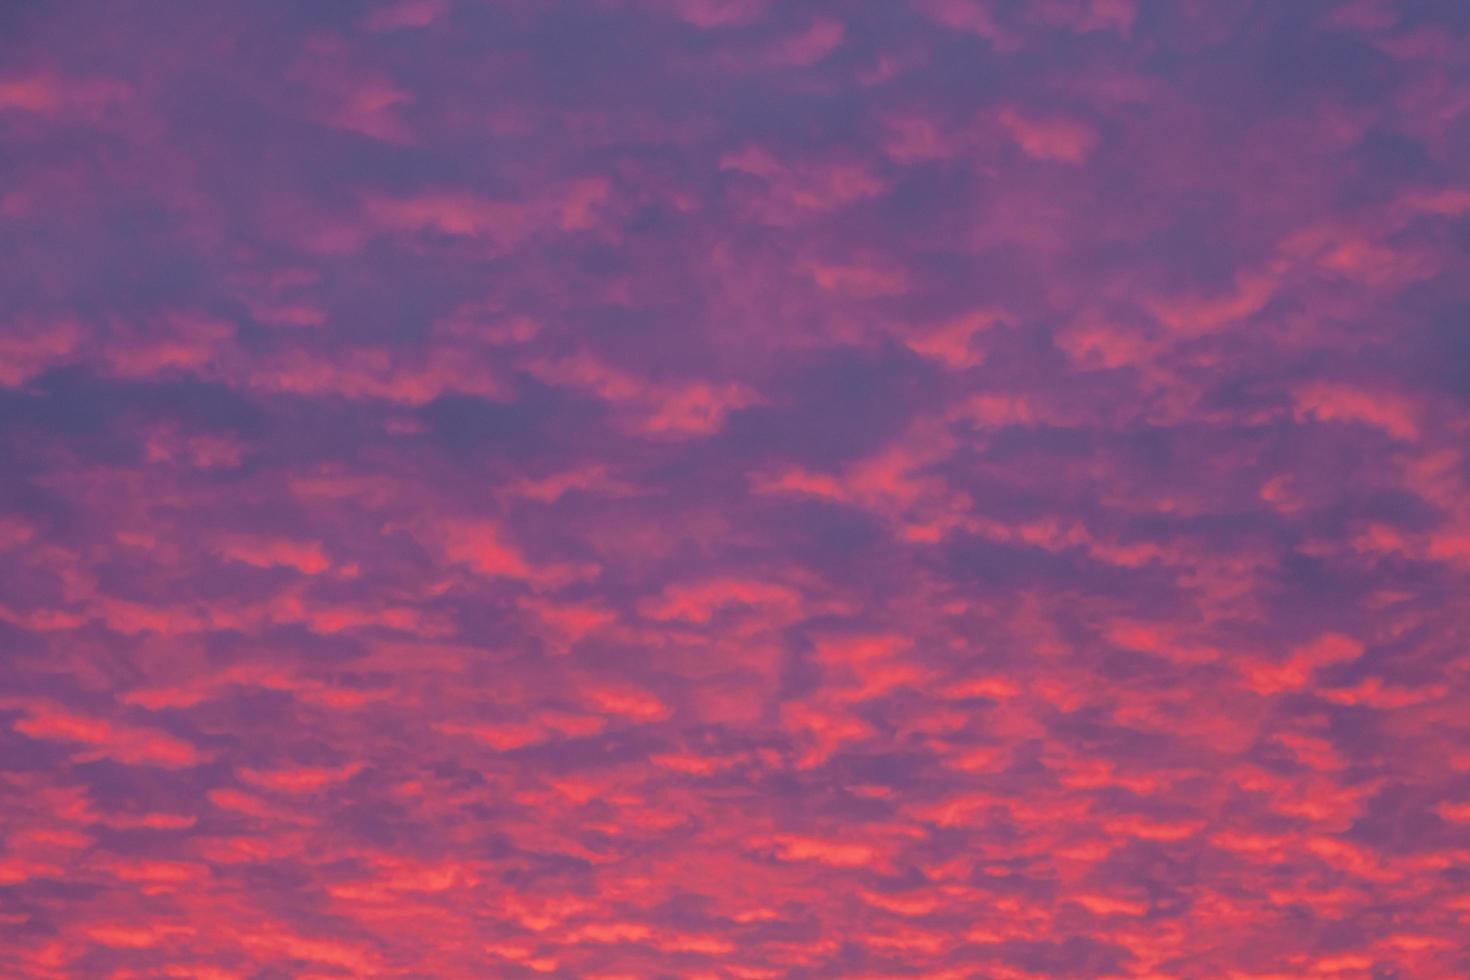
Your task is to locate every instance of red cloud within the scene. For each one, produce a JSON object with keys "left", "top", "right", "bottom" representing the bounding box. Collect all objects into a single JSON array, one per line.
[
  {"left": 9, "top": 704, "right": 204, "bottom": 768},
  {"left": 6, "top": 2, "right": 1470, "bottom": 975}
]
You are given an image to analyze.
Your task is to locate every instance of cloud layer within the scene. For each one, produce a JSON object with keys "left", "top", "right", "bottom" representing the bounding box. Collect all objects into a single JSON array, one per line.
[{"left": 3, "top": 1, "right": 1470, "bottom": 976}]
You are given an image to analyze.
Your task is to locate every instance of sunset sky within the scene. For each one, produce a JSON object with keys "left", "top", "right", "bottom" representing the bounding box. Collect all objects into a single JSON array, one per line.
[{"left": 4, "top": 1, "right": 1470, "bottom": 976}]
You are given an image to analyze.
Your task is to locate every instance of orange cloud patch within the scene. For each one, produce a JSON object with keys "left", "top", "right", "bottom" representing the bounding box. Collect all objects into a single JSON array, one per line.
[
  {"left": 1104, "top": 619, "right": 1218, "bottom": 664},
  {"left": 1148, "top": 270, "right": 1278, "bottom": 335},
  {"left": 9, "top": 704, "right": 203, "bottom": 768},
  {"left": 781, "top": 700, "right": 873, "bottom": 768},
  {"left": 642, "top": 380, "right": 756, "bottom": 437},
  {"left": 1293, "top": 382, "right": 1421, "bottom": 441},
  {"left": 217, "top": 536, "right": 330, "bottom": 574},
  {"left": 903, "top": 310, "right": 1001, "bottom": 368},
  {"left": 639, "top": 577, "right": 800, "bottom": 622},
  {"left": 83, "top": 922, "right": 196, "bottom": 949},
  {"left": 239, "top": 763, "right": 362, "bottom": 794},
  {"left": 241, "top": 928, "right": 380, "bottom": 972},
  {"left": 755, "top": 467, "right": 846, "bottom": 501},
  {"left": 1238, "top": 633, "right": 1364, "bottom": 696},
  {"left": 582, "top": 682, "right": 670, "bottom": 722},
  {"left": 442, "top": 519, "right": 531, "bottom": 578},
  {"left": 763, "top": 834, "right": 881, "bottom": 868}
]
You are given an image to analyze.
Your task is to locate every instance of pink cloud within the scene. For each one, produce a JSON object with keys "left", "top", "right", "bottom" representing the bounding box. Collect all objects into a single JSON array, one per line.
[
  {"left": 998, "top": 106, "right": 1098, "bottom": 163},
  {"left": 5, "top": 3, "right": 1470, "bottom": 975},
  {"left": 9, "top": 703, "right": 204, "bottom": 768}
]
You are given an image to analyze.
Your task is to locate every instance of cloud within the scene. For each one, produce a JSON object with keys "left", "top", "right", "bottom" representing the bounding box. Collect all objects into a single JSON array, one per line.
[
  {"left": 4, "top": 1, "right": 1470, "bottom": 975},
  {"left": 8, "top": 703, "right": 204, "bottom": 768},
  {"left": 998, "top": 107, "right": 1098, "bottom": 163}
]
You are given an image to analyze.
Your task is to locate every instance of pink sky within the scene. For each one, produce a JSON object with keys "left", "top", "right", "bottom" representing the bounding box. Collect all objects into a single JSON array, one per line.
[{"left": 3, "top": 1, "right": 1470, "bottom": 976}]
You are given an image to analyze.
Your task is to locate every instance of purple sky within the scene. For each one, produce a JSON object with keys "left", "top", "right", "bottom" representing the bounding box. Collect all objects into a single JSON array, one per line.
[{"left": 4, "top": 1, "right": 1470, "bottom": 976}]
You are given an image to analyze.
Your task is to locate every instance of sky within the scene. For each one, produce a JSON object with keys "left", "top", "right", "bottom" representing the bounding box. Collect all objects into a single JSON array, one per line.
[{"left": 2, "top": 0, "right": 1470, "bottom": 977}]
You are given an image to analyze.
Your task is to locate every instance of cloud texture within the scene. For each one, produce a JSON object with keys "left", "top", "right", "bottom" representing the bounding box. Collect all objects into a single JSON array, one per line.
[{"left": 3, "top": 0, "right": 1470, "bottom": 976}]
